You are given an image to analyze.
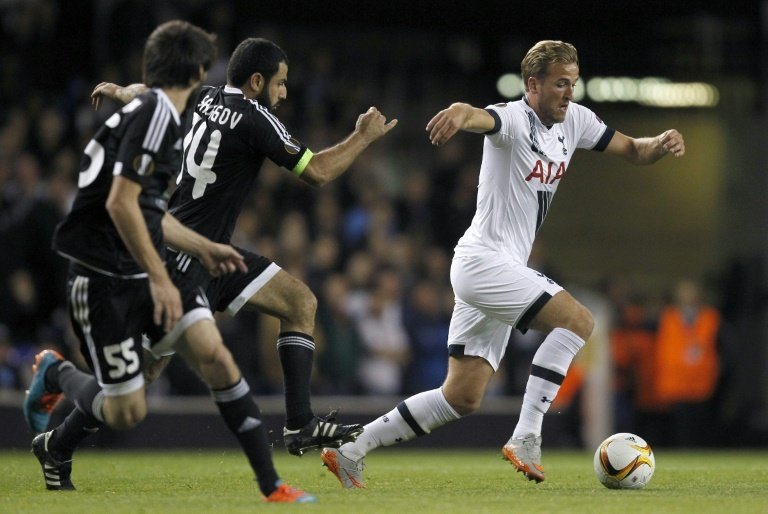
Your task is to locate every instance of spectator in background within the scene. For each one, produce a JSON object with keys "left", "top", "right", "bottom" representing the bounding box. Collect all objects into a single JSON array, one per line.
[
  {"left": 349, "top": 267, "right": 410, "bottom": 395},
  {"left": 3, "top": 153, "right": 68, "bottom": 346},
  {"left": 403, "top": 279, "right": 450, "bottom": 393},
  {"left": 0, "top": 326, "right": 24, "bottom": 390},
  {"left": 315, "top": 273, "right": 362, "bottom": 394},
  {"left": 602, "top": 275, "right": 673, "bottom": 444},
  {"left": 654, "top": 279, "right": 722, "bottom": 446}
]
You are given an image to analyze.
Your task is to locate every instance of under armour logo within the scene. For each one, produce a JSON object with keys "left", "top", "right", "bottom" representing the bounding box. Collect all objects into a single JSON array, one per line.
[
  {"left": 382, "top": 416, "right": 389, "bottom": 423},
  {"left": 541, "top": 396, "right": 553, "bottom": 404}
]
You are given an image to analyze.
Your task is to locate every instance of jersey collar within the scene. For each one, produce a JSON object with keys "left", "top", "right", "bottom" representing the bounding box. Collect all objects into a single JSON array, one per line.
[
  {"left": 154, "top": 88, "right": 181, "bottom": 125},
  {"left": 224, "top": 85, "right": 245, "bottom": 97},
  {"left": 523, "top": 95, "right": 554, "bottom": 130}
]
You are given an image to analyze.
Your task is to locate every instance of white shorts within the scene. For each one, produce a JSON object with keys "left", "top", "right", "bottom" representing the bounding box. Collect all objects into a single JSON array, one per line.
[{"left": 447, "top": 252, "right": 563, "bottom": 370}]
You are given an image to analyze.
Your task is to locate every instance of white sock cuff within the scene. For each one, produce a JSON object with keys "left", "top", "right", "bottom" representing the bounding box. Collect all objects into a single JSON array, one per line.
[
  {"left": 91, "top": 391, "right": 105, "bottom": 423},
  {"left": 549, "top": 327, "right": 585, "bottom": 355},
  {"left": 211, "top": 378, "right": 250, "bottom": 403}
]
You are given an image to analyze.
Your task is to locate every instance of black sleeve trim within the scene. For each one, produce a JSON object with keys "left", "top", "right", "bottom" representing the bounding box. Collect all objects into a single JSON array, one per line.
[
  {"left": 484, "top": 108, "right": 502, "bottom": 135},
  {"left": 592, "top": 127, "right": 616, "bottom": 152}
]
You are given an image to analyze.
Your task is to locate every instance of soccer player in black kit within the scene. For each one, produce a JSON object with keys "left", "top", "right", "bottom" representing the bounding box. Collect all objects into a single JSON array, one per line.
[
  {"left": 92, "top": 37, "right": 398, "bottom": 456},
  {"left": 25, "top": 22, "right": 317, "bottom": 502}
]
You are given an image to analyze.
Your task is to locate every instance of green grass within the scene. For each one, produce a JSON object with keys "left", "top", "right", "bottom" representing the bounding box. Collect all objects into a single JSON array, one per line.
[{"left": 2, "top": 449, "right": 767, "bottom": 513}]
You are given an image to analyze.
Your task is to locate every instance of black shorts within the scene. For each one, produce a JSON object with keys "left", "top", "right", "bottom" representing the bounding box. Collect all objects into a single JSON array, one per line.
[
  {"left": 167, "top": 246, "right": 279, "bottom": 315},
  {"left": 67, "top": 263, "right": 212, "bottom": 394}
]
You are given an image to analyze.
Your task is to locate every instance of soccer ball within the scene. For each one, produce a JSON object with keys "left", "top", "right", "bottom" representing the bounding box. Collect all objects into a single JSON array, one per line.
[{"left": 593, "top": 432, "right": 655, "bottom": 489}]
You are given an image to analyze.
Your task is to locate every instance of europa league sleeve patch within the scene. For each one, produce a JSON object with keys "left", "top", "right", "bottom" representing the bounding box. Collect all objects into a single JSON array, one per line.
[
  {"left": 283, "top": 137, "right": 302, "bottom": 155},
  {"left": 131, "top": 153, "right": 156, "bottom": 176}
]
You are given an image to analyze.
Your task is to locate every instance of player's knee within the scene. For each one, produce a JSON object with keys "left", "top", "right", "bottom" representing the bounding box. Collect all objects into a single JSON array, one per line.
[
  {"left": 575, "top": 307, "right": 594, "bottom": 339},
  {"left": 287, "top": 285, "right": 317, "bottom": 328},
  {"left": 198, "top": 343, "right": 240, "bottom": 388},
  {"left": 444, "top": 389, "right": 483, "bottom": 415},
  {"left": 561, "top": 304, "right": 594, "bottom": 340},
  {"left": 300, "top": 287, "right": 318, "bottom": 318}
]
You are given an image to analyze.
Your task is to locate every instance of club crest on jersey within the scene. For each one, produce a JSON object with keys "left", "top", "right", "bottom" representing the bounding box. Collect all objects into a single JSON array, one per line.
[
  {"left": 284, "top": 137, "right": 301, "bottom": 155},
  {"left": 132, "top": 153, "right": 156, "bottom": 176}
]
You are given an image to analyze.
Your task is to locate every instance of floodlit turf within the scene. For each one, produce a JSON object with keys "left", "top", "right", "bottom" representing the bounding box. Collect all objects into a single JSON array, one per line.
[{"left": 2, "top": 448, "right": 767, "bottom": 513}]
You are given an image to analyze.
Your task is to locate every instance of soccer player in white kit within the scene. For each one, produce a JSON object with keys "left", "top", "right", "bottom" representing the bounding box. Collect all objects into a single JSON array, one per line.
[{"left": 322, "top": 40, "right": 686, "bottom": 487}]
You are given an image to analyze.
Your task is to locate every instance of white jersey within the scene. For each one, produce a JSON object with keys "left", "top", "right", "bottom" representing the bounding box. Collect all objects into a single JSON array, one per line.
[{"left": 454, "top": 98, "right": 614, "bottom": 265}]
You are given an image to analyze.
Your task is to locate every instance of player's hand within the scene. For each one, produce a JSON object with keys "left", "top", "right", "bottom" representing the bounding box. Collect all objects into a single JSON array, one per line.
[
  {"left": 659, "top": 129, "right": 685, "bottom": 157},
  {"left": 426, "top": 103, "right": 470, "bottom": 146},
  {"left": 355, "top": 107, "right": 398, "bottom": 143},
  {"left": 91, "top": 82, "right": 121, "bottom": 111},
  {"left": 149, "top": 276, "right": 183, "bottom": 332},
  {"left": 199, "top": 243, "right": 247, "bottom": 277}
]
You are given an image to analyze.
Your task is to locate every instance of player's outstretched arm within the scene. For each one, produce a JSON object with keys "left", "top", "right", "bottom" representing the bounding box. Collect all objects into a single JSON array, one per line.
[
  {"left": 162, "top": 213, "right": 247, "bottom": 277},
  {"left": 300, "top": 106, "right": 397, "bottom": 187},
  {"left": 91, "top": 82, "right": 148, "bottom": 110},
  {"left": 426, "top": 102, "right": 495, "bottom": 146},
  {"left": 605, "top": 129, "right": 685, "bottom": 165}
]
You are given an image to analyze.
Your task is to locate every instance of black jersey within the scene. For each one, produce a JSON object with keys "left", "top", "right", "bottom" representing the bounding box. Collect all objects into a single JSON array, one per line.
[
  {"left": 53, "top": 90, "right": 182, "bottom": 278},
  {"left": 168, "top": 85, "right": 312, "bottom": 244}
]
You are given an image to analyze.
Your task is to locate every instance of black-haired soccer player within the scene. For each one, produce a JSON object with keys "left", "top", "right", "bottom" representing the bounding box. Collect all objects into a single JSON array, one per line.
[
  {"left": 92, "top": 36, "right": 397, "bottom": 456},
  {"left": 25, "top": 21, "right": 315, "bottom": 503}
]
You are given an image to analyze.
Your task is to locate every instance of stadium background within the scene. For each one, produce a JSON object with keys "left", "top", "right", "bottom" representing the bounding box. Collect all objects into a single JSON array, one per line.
[{"left": 0, "top": 0, "right": 766, "bottom": 450}]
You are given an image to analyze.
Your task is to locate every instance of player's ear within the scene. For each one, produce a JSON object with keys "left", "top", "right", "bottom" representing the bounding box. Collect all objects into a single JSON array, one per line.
[
  {"left": 527, "top": 76, "right": 539, "bottom": 94},
  {"left": 249, "top": 73, "right": 264, "bottom": 93}
]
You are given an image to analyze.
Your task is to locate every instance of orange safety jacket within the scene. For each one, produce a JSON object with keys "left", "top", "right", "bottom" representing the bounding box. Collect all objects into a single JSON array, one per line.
[
  {"left": 654, "top": 306, "right": 721, "bottom": 403},
  {"left": 611, "top": 323, "right": 660, "bottom": 410}
]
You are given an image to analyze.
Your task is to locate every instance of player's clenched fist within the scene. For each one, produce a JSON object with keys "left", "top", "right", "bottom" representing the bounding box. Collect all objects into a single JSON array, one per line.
[
  {"left": 355, "top": 107, "right": 398, "bottom": 142},
  {"left": 659, "top": 129, "right": 685, "bottom": 157}
]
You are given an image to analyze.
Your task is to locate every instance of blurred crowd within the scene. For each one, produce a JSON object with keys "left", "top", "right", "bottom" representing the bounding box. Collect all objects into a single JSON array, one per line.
[{"left": 0, "top": 0, "right": 743, "bottom": 447}]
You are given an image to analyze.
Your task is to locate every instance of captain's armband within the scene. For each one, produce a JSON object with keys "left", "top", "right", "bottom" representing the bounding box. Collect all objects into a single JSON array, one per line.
[{"left": 292, "top": 149, "right": 314, "bottom": 176}]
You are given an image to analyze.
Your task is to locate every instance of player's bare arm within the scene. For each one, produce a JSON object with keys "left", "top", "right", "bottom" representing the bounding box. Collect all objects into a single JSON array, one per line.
[
  {"left": 106, "top": 176, "right": 182, "bottom": 331},
  {"left": 162, "top": 213, "right": 247, "bottom": 277},
  {"left": 91, "top": 82, "right": 148, "bottom": 109},
  {"left": 300, "top": 106, "right": 397, "bottom": 187},
  {"left": 426, "top": 102, "right": 495, "bottom": 146},
  {"left": 605, "top": 129, "right": 685, "bottom": 164}
]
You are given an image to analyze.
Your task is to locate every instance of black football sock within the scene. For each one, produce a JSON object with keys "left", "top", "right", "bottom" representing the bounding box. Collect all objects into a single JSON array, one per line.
[
  {"left": 44, "top": 360, "right": 74, "bottom": 393},
  {"left": 48, "top": 408, "right": 101, "bottom": 460},
  {"left": 56, "top": 365, "right": 105, "bottom": 423},
  {"left": 276, "top": 332, "right": 315, "bottom": 429},
  {"left": 212, "top": 378, "right": 280, "bottom": 496}
]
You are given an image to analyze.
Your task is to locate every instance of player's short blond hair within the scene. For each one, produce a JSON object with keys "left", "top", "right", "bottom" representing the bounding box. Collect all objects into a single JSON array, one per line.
[{"left": 521, "top": 40, "right": 579, "bottom": 91}]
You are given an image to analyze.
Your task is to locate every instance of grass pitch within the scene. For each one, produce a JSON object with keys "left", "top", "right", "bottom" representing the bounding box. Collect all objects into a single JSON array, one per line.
[{"left": 2, "top": 448, "right": 767, "bottom": 513}]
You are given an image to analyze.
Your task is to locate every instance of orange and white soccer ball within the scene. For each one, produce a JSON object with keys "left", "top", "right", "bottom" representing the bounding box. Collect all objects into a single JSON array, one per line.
[{"left": 593, "top": 432, "right": 655, "bottom": 489}]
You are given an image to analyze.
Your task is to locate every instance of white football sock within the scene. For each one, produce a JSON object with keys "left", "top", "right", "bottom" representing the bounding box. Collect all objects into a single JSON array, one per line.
[
  {"left": 342, "top": 388, "right": 460, "bottom": 461},
  {"left": 513, "top": 328, "right": 585, "bottom": 439}
]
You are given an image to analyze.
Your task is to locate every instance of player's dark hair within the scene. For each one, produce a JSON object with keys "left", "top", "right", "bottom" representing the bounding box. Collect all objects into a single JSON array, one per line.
[
  {"left": 227, "top": 38, "right": 288, "bottom": 88},
  {"left": 143, "top": 20, "right": 217, "bottom": 88}
]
